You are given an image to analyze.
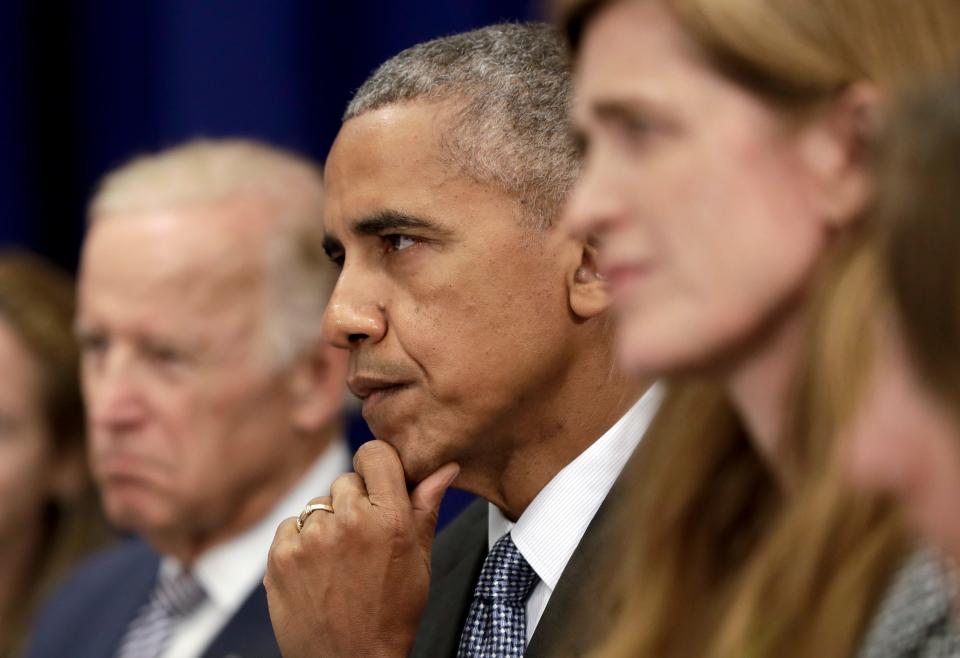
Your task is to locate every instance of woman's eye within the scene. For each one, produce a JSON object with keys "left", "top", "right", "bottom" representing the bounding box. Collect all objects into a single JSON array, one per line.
[
  {"left": 618, "top": 116, "right": 654, "bottom": 143},
  {"left": 385, "top": 235, "right": 418, "bottom": 252}
]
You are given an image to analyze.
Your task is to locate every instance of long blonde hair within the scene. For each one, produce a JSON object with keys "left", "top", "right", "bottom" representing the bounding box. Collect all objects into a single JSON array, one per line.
[{"left": 556, "top": 1, "right": 960, "bottom": 656}]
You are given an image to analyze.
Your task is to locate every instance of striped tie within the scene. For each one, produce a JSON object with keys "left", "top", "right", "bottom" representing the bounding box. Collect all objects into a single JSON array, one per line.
[
  {"left": 457, "top": 533, "right": 540, "bottom": 658},
  {"left": 114, "top": 568, "right": 207, "bottom": 658}
]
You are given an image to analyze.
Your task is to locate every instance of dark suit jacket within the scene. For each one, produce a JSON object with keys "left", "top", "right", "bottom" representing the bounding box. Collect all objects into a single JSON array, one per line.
[
  {"left": 25, "top": 538, "right": 280, "bottom": 658},
  {"left": 410, "top": 471, "right": 628, "bottom": 658}
]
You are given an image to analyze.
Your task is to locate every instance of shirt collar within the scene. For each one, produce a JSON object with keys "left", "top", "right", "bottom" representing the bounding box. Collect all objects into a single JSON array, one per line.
[
  {"left": 162, "top": 437, "right": 351, "bottom": 611},
  {"left": 488, "top": 384, "right": 663, "bottom": 590}
]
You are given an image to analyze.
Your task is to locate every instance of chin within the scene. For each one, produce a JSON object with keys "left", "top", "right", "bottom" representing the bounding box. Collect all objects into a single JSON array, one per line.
[
  {"left": 101, "top": 486, "right": 171, "bottom": 535},
  {"left": 390, "top": 446, "right": 436, "bottom": 487},
  {"left": 617, "top": 326, "right": 692, "bottom": 377},
  {"left": 376, "top": 433, "right": 444, "bottom": 486}
]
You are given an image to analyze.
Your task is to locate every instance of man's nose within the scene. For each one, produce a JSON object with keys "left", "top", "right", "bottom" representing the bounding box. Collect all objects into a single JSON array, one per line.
[
  {"left": 321, "top": 272, "right": 387, "bottom": 349},
  {"left": 86, "top": 348, "right": 148, "bottom": 432}
]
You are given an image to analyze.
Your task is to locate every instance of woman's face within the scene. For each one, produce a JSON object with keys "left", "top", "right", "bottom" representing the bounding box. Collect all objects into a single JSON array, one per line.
[
  {"left": 564, "top": 0, "right": 847, "bottom": 376},
  {"left": 0, "top": 319, "right": 54, "bottom": 543},
  {"left": 846, "top": 315, "right": 960, "bottom": 566}
]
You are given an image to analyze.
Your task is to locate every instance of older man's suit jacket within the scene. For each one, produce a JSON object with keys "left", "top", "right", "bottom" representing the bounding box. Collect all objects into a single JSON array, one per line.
[
  {"left": 410, "top": 473, "right": 627, "bottom": 658},
  {"left": 25, "top": 539, "right": 280, "bottom": 658}
]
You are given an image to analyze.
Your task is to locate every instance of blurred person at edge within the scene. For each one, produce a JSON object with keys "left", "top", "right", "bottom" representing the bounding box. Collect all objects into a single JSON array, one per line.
[
  {"left": 25, "top": 139, "right": 349, "bottom": 658},
  {"left": 264, "top": 23, "right": 654, "bottom": 658},
  {"left": 557, "top": 0, "right": 960, "bottom": 657},
  {"left": 845, "top": 77, "right": 960, "bottom": 602},
  {"left": 0, "top": 250, "right": 113, "bottom": 658}
]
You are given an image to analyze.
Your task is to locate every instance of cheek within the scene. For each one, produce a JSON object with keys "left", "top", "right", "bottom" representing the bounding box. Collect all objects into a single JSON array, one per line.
[
  {"left": 614, "top": 153, "right": 824, "bottom": 375},
  {"left": 0, "top": 433, "right": 51, "bottom": 532}
]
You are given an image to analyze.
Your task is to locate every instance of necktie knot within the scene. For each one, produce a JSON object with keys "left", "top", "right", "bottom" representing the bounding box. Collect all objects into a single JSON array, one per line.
[
  {"left": 153, "top": 569, "right": 206, "bottom": 618},
  {"left": 115, "top": 569, "right": 207, "bottom": 658},
  {"left": 474, "top": 533, "right": 539, "bottom": 604},
  {"left": 457, "top": 533, "right": 539, "bottom": 658}
]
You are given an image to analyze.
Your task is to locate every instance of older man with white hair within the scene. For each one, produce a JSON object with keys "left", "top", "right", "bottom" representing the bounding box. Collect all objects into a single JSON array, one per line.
[{"left": 26, "top": 139, "right": 348, "bottom": 658}]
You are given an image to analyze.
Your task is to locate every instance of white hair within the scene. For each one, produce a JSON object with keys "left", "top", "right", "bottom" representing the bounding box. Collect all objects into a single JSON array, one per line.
[{"left": 88, "top": 138, "right": 335, "bottom": 368}]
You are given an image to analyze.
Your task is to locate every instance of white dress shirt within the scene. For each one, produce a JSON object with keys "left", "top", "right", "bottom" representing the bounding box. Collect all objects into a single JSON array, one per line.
[
  {"left": 157, "top": 437, "right": 351, "bottom": 658},
  {"left": 487, "top": 384, "right": 663, "bottom": 643}
]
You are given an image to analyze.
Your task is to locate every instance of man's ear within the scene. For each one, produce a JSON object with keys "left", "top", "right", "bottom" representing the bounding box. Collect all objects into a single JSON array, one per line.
[
  {"left": 569, "top": 240, "right": 611, "bottom": 320},
  {"left": 798, "top": 81, "right": 884, "bottom": 230},
  {"left": 288, "top": 341, "right": 348, "bottom": 433}
]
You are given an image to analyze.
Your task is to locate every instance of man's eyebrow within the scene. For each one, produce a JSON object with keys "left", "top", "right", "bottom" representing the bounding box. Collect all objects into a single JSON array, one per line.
[{"left": 351, "top": 210, "right": 452, "bottom": 238}]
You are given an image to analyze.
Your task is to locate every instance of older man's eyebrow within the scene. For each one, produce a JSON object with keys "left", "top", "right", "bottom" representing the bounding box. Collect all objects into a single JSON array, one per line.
[{"left": 351, "top": 210, "right": 452, "bottom": 238}]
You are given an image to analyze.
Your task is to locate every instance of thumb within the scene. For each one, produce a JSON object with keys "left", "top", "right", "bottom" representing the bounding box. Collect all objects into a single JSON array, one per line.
[{"left": 410, "top": 462, "right": 460, "bottom": 552}]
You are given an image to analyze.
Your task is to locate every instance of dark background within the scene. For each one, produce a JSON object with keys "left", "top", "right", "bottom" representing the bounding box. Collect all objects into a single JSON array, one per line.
[{"left": 1, "top": 0, "right": 545, "bottom": 526}]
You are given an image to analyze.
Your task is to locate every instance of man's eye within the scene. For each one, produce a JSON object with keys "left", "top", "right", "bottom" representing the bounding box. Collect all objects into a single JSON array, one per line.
[
  {"left": 145, "top": 343, "right": 184, "bottom": 365},
  {"left": 384, "top": 235, "right": 418, "bottom": 252}
]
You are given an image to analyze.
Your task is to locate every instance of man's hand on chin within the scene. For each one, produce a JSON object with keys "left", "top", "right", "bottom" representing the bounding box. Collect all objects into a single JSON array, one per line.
[{"left": 264, "top": 439, "right": 460, "bottom": 658}]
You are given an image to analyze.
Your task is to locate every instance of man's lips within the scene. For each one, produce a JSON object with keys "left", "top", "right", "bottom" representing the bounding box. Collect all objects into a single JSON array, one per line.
[
  {"left": 347, "top": 375, "right": 411, "bottom": 402},
  {"left": 93, "top": 450, "right": 165, "bottom": 480}
]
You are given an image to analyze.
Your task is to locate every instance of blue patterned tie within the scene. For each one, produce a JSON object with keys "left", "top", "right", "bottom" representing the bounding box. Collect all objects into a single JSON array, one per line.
[
  {"left": 114, "top": 569, "right": 206, "bottom": 658},
  {"left": 457, "top": 533, "right": 540, "bottom": 658}
]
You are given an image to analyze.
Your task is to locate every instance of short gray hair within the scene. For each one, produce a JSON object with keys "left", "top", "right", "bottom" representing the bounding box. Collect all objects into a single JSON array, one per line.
[
  {"left": 88, "top": 138, "right": 335, "bottom": 368},
  {"left": 345, "top": 22, "right": 578, "bottom": 228}
]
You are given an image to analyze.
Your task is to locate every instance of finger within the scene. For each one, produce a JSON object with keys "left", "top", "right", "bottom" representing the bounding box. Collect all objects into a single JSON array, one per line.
[
  {"left": 410, "top": 462, "right": 460, "bottom": 554},
  {"left": 352, "top": 440, "right": 410, "bottom": 510},
  {"left": 299, "top": 496, "right": 335, "bottom": 533},
  {"left": 274, "top": 515, "right": 301, "bottom": 543},
  {"left": 329, "top": 472, "right": 367, "bottom": 517},
  {"left": 265, "top": 517, "right": 302, "bottom": 590}
]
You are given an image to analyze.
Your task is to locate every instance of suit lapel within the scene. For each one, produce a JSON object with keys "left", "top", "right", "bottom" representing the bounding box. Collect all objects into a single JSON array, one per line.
[
  {"left": 200, "top": 584, "right": 280, "bottom": 658},
  {"left": 525, "top": 454, "right": 635, "bottom": 658},
  {"left": 89, "top": 550, "right": 160, "bottom": 658},
  {"left": 410, "top": 500, "right": 488, "bottom": 658},
  {"left": 411, "top": 443, "right": 640, "bottom": 658}
]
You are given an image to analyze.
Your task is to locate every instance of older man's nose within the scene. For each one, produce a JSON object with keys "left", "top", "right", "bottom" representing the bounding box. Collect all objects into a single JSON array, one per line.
[{"left": 86, "top": 351, "right": 148, "bottom": 432}]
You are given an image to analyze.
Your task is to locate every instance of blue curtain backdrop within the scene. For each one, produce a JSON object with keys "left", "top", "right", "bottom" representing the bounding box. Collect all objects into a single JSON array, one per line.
[{"left": 1, "top": 0, "right": 544, "bottom": 526}]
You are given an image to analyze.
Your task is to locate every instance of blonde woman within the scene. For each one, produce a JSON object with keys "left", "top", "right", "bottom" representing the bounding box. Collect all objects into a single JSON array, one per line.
[{"left": 556, "top": 0, "right": 960, "bottom": 656}]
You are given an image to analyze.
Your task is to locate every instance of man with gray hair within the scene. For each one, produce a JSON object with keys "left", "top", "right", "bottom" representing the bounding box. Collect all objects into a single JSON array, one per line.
[
  {"left": 265, "top": 23, "right": 658, "bottom": 658},
  {"left": 27, "top": 139, "right": 349, "bottom": 658}
]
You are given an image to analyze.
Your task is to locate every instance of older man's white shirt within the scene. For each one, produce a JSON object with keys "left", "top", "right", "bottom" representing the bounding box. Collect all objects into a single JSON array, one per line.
[{"left": 158, "top": 438, "right": 351, "bottom": 658}]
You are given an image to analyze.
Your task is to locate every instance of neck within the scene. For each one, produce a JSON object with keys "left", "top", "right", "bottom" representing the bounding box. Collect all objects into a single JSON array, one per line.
[
  {"left": 155, "top": 426, "right": 338, "bottom": 564},
  {"left": 725, "top": 306, "right": 809, "bottom": 483},
  {"left": 461, "top": 348, "right": 648, "bottom": 521}
]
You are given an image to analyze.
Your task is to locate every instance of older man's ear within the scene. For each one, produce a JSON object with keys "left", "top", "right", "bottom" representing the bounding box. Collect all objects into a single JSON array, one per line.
[{"left": 289, "top": 340, "right": 349, "bottom": 432}]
